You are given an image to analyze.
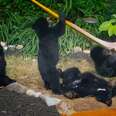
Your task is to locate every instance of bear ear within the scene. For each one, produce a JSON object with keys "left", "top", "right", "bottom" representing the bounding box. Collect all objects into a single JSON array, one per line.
[{"left": 103, "top": 48, "right": 112, "bottom": 56}]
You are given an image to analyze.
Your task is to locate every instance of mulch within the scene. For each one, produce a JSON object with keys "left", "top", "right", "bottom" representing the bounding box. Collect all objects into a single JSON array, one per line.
[{"left": 0, "top": 88, "right": 60, "bottom": 116}]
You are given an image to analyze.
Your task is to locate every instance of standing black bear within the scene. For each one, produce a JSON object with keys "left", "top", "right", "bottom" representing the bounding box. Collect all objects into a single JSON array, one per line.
[
  {"left": 61, "top": 67, "right": 112, "bottom": 106},
  {"left": 0, "top": 44, "right": 16, "bottom": 87},
  {"left": 32, "top": 16, "right": 65, "bottom": 94},
  {"left": 90, "top": 46, "right": 116, "bottom": 77}
]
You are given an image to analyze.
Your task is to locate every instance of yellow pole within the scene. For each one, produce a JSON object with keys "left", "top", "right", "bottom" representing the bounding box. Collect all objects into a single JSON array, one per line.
[{"left": 31, "top": 0, "right": 116, "bottom": 51}]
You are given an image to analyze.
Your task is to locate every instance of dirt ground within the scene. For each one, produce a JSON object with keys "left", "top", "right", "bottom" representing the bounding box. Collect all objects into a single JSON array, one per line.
[
  {"left": 0, "top": 88, "right": 59, "bottom": 116},
  {"left": 4, "top": 52, "right": 116, "bottom": 115}
]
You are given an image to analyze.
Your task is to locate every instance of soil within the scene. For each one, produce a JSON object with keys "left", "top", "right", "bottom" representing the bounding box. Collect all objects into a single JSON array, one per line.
[
  {"left": 1, "top": 51, "right": 116, "bottom": 115},
  {"left": 0, "top": 88, "right": 59, "bottom": 116}
]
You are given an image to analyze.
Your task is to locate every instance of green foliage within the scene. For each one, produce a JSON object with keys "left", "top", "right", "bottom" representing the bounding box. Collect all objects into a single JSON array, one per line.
[
  {"left": 68, "top": 0, "right": 109, "bottom": 16},
  {"left": 99, "top": 15, "right": 116, "bottom": 37},
  {"left": 0, "top": 0, "right": 115, "bottom": 56},
  {"left": 59, "top": 27, "right": 93, "bottom": 56},
  {"left": 0, "top": 12, "right": 38, "bottom": 55}
]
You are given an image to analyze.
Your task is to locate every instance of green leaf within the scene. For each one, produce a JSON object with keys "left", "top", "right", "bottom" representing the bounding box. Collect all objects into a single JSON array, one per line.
[
  {"left": 110, "top": 19, "right": 116, "bottom": 23},
  {"left": 99, "top": 21, "right": 112, "bottom": 32},
  {"left": 108, "top": 25, "right": 116, "bottom": 37}
]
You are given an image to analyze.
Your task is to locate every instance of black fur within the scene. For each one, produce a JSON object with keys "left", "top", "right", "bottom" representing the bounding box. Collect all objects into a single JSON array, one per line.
[
  {"left": 0, "top": 44, "right": 6, "bottom": 75},
  {"left": 61, "top": 67, "right": 81, "bottom": 85},
  {"left": 90, "top": 46, "right": 116, "bottom": 77},
  {"left": 32, "top": 17, "right": 65, "bottom": 94},
  {"left": 0, "top": 44, "right": 16, "bottom": 87},
  {"left": 61, "top": 67, "right": 112, "bottom": 106}
]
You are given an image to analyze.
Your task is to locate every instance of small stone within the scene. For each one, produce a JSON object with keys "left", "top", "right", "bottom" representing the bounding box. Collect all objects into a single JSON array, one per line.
[
  {"left": 16, "top": 45, "right": 23, "bottom": 50},
  {"left": 83, "top": 49, "right": 90, "bottom": 54},
  {"left": 3, "top": 46, "right": 8, "bottom": 50},
  {"left": 0, "top": 41, "right": 8, "bottom": 50},
  {"left": 73, "top": 47, "right": 82, "bottom": 53},
  {"left": 0, "top": 41, "right": 7, "bottom": 47},
  {"left": 8, "top": 45, "right": 16, "bottom": 51},
  {"left": 6, "top": 82, "right": 27, "bottom": 94},
  {"left": 26, "top": 89, "right": 42, "bottom": 97}
]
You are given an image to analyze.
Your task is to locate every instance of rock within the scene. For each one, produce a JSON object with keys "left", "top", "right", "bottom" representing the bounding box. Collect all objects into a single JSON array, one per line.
[
  {"left": 3, "top": 46, "right": 8, "bottom": 51},
  {"left": 0, "top": 41, "right": 8, "bottom": 50},
  {"left": 8, "top": 45, "right": 16, "bottom": 48},
  {"left": 72, "top": 47, "right": 82, "bottom": 53},
  {"left": 16, "top": 45, "right": 23, "bottom": 50},
  {"left": 6, "top": 82, "right": 27, "bottom": 94},
  {"left": 83, "top": 49, "right": 90, "bottom": 54},
  {"left": 0, "top": 41, "right": 7, "bottom": 47},
  {"left": 8, "top": 45, "right": 16, "bottom": 51}
]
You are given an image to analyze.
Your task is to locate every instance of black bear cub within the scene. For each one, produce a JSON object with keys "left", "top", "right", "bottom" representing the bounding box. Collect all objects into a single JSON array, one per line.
[
  {"left": 0, "top": 44, "right": 16, "bottom": 87},
  {"left": 32, "top": 16, "right": 65, "bottom": 94},
  {"left": 90, "top": 46, "right": 116, "bottom": 77},
  {"left": 61, "top": 67, "right": 112, "bottom": 106}
]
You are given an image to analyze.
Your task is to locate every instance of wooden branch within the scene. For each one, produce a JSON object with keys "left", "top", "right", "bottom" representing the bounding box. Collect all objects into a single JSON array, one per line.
[{"left": 31, "top": 0, "right": 116, "bottom": 51}]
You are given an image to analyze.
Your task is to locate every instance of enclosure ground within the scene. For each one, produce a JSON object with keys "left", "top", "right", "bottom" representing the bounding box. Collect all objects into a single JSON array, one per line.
[{"left": 2, "top": 52, "right": 116, "bottom": 115}]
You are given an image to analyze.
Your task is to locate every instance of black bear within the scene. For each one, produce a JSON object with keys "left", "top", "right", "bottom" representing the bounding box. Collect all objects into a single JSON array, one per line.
[
  {"left": 61, "top": 67, "right": 81, "bottom": 85},
  {"left": 32, "top": 16, "right": 65, "bottom": 94},
  {"left": 61, "top": 67, "right": 112, "bottom": 106},
  {"left": 0, "top": 44, "right": 16, "bottom": 87},
  {"left": 90, "top": 46, "right": 116, "bottom": 77}
]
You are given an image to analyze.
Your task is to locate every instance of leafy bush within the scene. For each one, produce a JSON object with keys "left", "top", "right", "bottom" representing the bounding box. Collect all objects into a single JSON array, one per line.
[
  {"left": 99, "top": 15, "right": 116, "bottom": 37},
  {"left": 0, "top": 0, "right": 115, "bottom": 56}
]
